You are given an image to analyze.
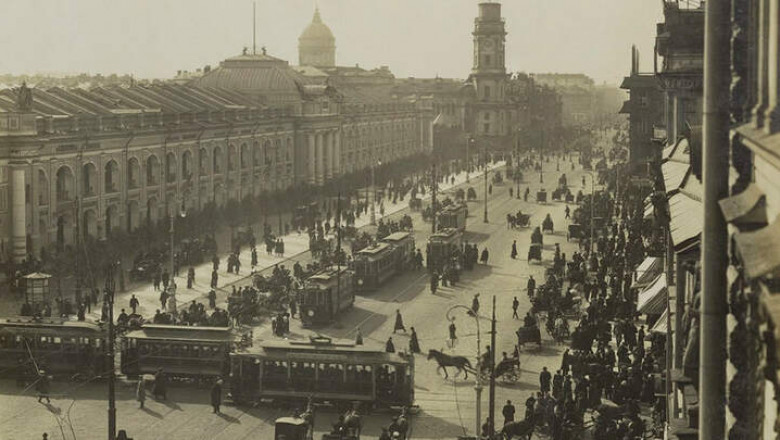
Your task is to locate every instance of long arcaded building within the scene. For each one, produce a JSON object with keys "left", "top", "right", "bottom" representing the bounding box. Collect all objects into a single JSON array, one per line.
[{"left": 0, "top": 7, "right": 435, "bottom": 263}]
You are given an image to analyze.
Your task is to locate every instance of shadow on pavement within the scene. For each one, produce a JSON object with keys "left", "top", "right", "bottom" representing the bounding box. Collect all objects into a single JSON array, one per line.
[
  {"left": 140, "top": 406, "right": 164, "bottom": 419},
  {"left": 217, "top": 412, "right": 241, "bottom": 423}
]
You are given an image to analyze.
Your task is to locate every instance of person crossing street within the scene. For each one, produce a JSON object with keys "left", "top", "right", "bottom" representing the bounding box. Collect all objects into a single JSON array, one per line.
[
  {"left": 393, "top": 309, "right": 406, "bottom": 333},
  {"left": 512, "top": 297, "right": 520, "bottom": 319}
]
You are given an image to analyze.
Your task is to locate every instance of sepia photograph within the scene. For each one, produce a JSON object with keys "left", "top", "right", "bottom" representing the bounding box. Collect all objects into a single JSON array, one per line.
[{"left": 0, "top": 0, "right": 775, "bottom": 439}]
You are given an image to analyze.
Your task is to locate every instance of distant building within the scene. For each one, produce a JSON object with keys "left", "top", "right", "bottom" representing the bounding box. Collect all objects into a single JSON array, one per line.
[{"left": 619, "top": 46, "right": 664, "bottom": 173}]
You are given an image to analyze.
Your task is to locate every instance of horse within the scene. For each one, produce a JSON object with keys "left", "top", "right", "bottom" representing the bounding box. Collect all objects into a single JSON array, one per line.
[
  {"left": 427, "top": 349, "right": 473, "bottom": 379},
  {"left": 501, "top": 419, "right": 535, "bottom": 440}
]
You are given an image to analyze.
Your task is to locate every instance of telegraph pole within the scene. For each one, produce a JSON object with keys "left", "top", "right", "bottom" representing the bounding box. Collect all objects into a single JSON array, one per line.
[
  {"left": 488, "top": 295, "right": 497, "bottom": 434},
  {"left": 106, "top": 262, "right": 117, "bottom": 440},
  {"left": 431, "top": 162, "right": 437, "bottom": 234}
]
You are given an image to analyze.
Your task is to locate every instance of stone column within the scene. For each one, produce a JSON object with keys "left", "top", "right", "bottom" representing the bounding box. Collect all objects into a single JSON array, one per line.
[
  {"left": 316, "top": 132, "right": 324, "bottom": 185},
  {"left": 11, "top": 168, "right": 27, "bottom": 263},
  {"left": 308, "top": 133, "right": 316, "bottom": 184},
  {"left": 334, "top": 130, "right": 341, "bottom": 177},
  {"left": 325, "top": 131, "right": 333, "bottom": 180}
]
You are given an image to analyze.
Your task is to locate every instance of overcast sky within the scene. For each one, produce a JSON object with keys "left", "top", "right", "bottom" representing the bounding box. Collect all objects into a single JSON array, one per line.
[{"left": 0, "top": 0, "right": 664, "bottom": 85}]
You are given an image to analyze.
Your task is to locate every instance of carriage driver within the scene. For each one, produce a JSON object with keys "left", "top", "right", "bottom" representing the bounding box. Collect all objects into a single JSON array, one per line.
[{"left": 524, "top": 312, "right": 537, "bottom": 328}]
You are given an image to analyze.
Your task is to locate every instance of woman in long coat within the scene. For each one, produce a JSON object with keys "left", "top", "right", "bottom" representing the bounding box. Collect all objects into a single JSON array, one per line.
[{"left": 136, "top": 379, "right": 146, "bottom": 408}]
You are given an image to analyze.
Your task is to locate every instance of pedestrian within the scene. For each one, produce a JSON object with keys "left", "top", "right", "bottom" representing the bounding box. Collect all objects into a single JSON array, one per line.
[
  {"left": 211, "top": 269, "right": 218, "bottom": 289},
  {"left": 471, "top": 294, "right": 480, "bottom": 316},
  {"left": 509, "top": 187, "right": 513, "bottom": 198},
  {"left": 502, "top": 400, "right": 516, "bottom": 426},
  {"left": 187, "top": 267, "right": 195, "bottom": 289},
  {"left": 129, "top": 294, "right": 139, "bottom": 314},
  {"left": 208, "top": 289, "right": 217, "bottom": 309},
  {"left": 385, "top": 337, "right": 395, "bottom": 353},
  {"left": 210, "top": 378, "right": 223, "bottom": 414},
  {"left": 159, "top": 289, "right": 168, "bottom": 310},
  {"left": 393, "top": 309, "right": 406, "bottom": 333},
  {"left": 489, "top": 184, "right": 493, "bottom": 195},
  {"left": 565, "top": 205, "right": 571, "bottom": 219},
  {"left": 161, "top": 270, "right": 170, "bottom": 289},
  {"left": 153, "top": 368, "right": 167, "bottom": 400},
  {"left": 409, "top": 327, "right": 421, "bottom": 354},
  {"left": 510, "top": 240, "right": 518, "bottom": 259},
  {"left": 524, "top": 394, "right": 536, "bottom": 421},
  {"left": 448, "top": 319, "right": 457, "bottom": 348},
  {"left": 36, "top": 370, "right": 51, "bottom": 403},
  {"left": 136, "top": 378, "right": 146, "bottom": 408},
  {"left": 527, "top": 275, "right": 536, "bottom": 298},
  {"left": 42, "top": 434, "right": 48, "bottom": 440},
  {"left": 540, "top": 366, "right": 552, "bottom": 396},
  {"left": 512, "top": 297, "right": 519, "bottom": 319},
  {"left": 153, "top": 272, "right": 161, "bottom": 291},
  {"left": 355, "top": 327, "right": 364, "bottom": 345},
  {"left": 430, "top": 272, "right": 439, "bottom": 294},
  {"left": 480, "top": 248, "right": 489, "bottom": 264}
]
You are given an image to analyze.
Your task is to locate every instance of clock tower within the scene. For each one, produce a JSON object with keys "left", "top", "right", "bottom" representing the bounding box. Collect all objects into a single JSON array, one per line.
[{"left": 470, "top": 2, "right": 509, "bottom": 138}]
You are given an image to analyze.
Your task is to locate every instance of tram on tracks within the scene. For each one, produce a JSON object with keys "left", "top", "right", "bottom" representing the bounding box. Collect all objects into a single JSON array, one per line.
[
  {"left": 120, "top": 324, "right": 243, "bottom": 379},
  {"left": 0, "top": 317, "right": 110, "bottom": 379},
  {"left": 438, "top": 203, "right": 468, "bottom": 231},
  {"left": 426, "top": 227, "right": 463, "bottom": 274},
  {"left": 299, "top": 266, "right": 354, "bottom": 328},
  {"left": 381, "top": 231, "right": 416, "bottom": 270},
  {"left": 353, "top": 232, "right": 415, "bottom": 293},
  {"left": 229, "top": 336, "right": 415, "bottom": 409}
]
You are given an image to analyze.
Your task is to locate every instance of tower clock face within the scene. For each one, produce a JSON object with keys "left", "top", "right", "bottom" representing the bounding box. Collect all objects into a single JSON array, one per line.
[{"left": 483, "top": 39, "right": 493, "bottom": 49}]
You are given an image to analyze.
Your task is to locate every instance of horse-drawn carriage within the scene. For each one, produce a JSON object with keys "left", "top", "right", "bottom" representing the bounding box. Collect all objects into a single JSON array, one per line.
[
  {"left": 507, "top": 212, "right": 530, "bottom": 228},
  {"left": 527, "top": 243, "right": 542, "bottom": 262},
  {"left": 408, "top": 197, "right": 422, "bottom": 211},
  {"left": 567, "top": 224, "right": 583, "bottom": 241},
  {"left": 536, "top": 189, "right": 547, "bottom": 203},
  {"left": 492, "top": 171, "right": 504, "bottom": 185},
  {"left": 516, "top": 324, "right": 542, "bottom": 348},
  {"left": 542, "top": 215, "right": 554, "bottom": 234}
]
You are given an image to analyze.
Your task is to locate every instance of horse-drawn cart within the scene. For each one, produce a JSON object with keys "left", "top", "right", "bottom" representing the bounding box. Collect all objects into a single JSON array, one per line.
[
  {"left": 528, "top": 243, "right": 542, "bottom": 262},
  {"left": 537, "top": 189, "right": 547, "bottom": 204}
]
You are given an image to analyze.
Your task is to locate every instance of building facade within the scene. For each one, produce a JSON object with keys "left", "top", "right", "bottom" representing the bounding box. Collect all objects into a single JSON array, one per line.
[{"left": 0, "top": 8, "right": 434, "bottom": 264}]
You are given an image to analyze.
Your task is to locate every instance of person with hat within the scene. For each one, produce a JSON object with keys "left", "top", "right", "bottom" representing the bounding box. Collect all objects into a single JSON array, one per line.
[
  {"left": 409, "top": 327, "right": 421, "bottom": 354},
  {"left": 36, "top": 370, "right": 51, "bottom": 403},
  {"left": 393, "top": 309, "right": 406, "bottom": 334},
  {"left": 210, "top": 378, "right": 223, "bottom": 414},
  {"left": 385, "top": 337, "right": 395, "bottom": 353},
  {"left": 136, "top": 378, "right": 146, "bottom": 409}
]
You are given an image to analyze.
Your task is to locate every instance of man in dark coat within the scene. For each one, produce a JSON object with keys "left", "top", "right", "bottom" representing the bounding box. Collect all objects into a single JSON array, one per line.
[
  {"left": 385, "top": 337, "right": 395, "bottom": 353},
  {"left": 36, "top": 370, "right": 51, "bottom": 403},
  {"left": 393, "top": 309, "right": 406, "bottom": 333},
  {"left": 540, "top": 366, "right": 552, "bottom": 396},
  {"left": 210, "top": 378, "right": 223, "bottom": 414},
  {"left": 409, "top": 327, "right": 421, "bottom": 354},
  {"left": 502, "top": 400, "right": 516, "bottom": 426},
  {"left": 153, "top": 368, "right": 167, "bottom": 400},
  {"left": 527, "top": 275, "right": 536, "bottom": 298}
]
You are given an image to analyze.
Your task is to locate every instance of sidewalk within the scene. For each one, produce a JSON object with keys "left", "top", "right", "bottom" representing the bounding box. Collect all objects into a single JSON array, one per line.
[{"left": 98, "top": 161, "right": 507, "bottom": 321}]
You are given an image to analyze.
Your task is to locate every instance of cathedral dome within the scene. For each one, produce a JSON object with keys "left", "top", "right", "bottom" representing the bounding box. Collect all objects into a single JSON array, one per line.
[{"left": 299, "top": 9, "right": 335, "bottom": 44}]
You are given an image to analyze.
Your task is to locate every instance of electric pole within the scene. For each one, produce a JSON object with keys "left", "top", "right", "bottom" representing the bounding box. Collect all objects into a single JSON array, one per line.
[{"left": 106, "top": 262, "right": 117, "bottom": 440}]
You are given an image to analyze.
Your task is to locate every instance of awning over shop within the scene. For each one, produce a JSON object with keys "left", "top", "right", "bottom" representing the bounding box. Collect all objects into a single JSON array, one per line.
[
  {"left": 638, "top": 274, "right": 668, "bottom": 315},
  {"left": 663, "top": 161, "right": 690, "bottom": 194},
  {"left": 734, "top": 215, "right": 780, "bottom": 280},
  {"left": 669, "top": 192, "right": 702, "bottom": 251},
  {"left": 649, "top": 307, "right": 669, "bottom": 335},
  {"left": 643, "top": 196, "right": 655, "bottom": 220},
  {"left": 718, "top": 183, "right": 767, "bottom": 227},
  {"left": 635, "top": 256, "right": 662, "bottom": 287}
]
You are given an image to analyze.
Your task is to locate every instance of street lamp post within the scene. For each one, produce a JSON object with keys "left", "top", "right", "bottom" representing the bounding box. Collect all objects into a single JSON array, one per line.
[
  {"left": 467, "top": 138, "right": 474, "bottom": 183},
  {"left": 105, "top": 262, "right": 117, "bottom": 440},
  {"left": 168, "top": 201, "right": 186, "bottom": 320},
  {"left": 483, "top": 146, "right": 488, "bottom": 223},
  {"left": 446, "top": 304, "right": 482, "bottom": 439},
  {"left": 370, "top": 161, "right": 378, "bottom": 226},
  {"left": 584, "top": 172, "right": 596, "bottom": 257}
]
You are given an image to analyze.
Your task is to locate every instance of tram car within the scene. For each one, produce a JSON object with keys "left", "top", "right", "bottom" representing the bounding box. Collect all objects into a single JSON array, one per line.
[
  {"left": 427, "top": 227, "right": 463, "bottom": 274},
  {"left": 299, "top": 266, "right": 354, "bottom": 327},
  {"left": 0, "top": 317, "right": 110, "bottom": 379},
  {"left": 438, "top": 203, "right": 468, "bottom": 232},
  {"left": 353, "top": 242, "right": 397, "bottom": 292},
  {"left": 120, "top": 324, "right": 243, "bottom": 379},
  {"left": 229, "top": 336, "right": 415, "bottom": 409},
  {"left": 381, "top": 231, "right": 416, "bottom": 270}
]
